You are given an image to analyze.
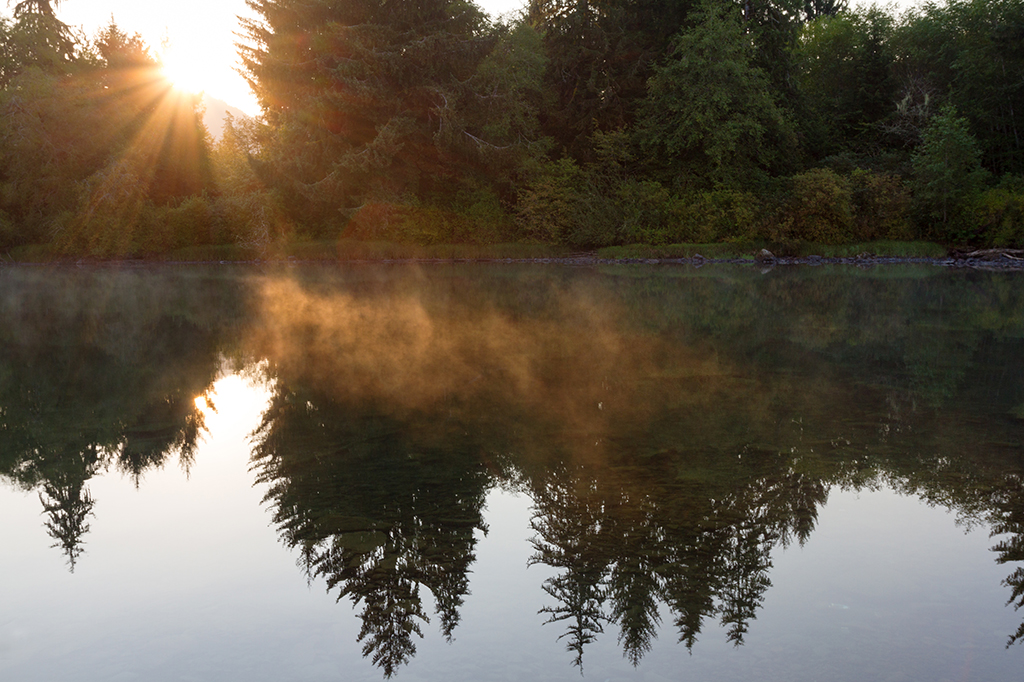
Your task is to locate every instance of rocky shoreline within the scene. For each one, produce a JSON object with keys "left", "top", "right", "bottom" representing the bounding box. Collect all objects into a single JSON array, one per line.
[
  {"left": 5, "top": 248, "right": 1024, "bottom": 269},
  {"left": 483, "top": 248, "right": 1024, "bottom": 269}
]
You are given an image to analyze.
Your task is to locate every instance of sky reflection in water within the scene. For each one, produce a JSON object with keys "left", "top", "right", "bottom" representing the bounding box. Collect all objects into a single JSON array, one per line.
[{"left": 0, "top": 264, "right": 1022, "bottom": 681}]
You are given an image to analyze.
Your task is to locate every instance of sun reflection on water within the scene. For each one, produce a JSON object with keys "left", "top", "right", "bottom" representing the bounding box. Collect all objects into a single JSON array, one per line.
[{"left": 197, "top": 369, "right": 274, "bottom": 442}]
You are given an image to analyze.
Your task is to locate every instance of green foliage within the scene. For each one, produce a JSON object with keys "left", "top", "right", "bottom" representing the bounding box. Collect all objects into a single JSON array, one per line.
[
  {"left": 911, "top": 106, "right": 988, "bottom": 243},
  {"left": 635, "top": 1, "right": 797, "bottom": 189},
  {"left": 671, "top": 190, "right": 761, "bottom": 244},
  {"left": 740, "top": 0, "right": 803, "bottom": 98},
  {"left": 0, "top": 67, "right": 108, "bottom": 245},
  {"left": 338, "top": 188, "right": 513, "bottom": 246},
  {"left": 849, "top": 169, "right": 913, "bottom": 241},
  {"left": 209, "top": 113, "right": 293, "bottom": 253},
  {"left": 794, "top": 8, "right": 896, "bottom": 159},
  {"left": 54, "top": 171, "right": 223, "bottom": 258},
  {"left": 0, "top": 1, "right": 80, "bottom": 86},
  {"left": 2, "top": 0, "right": 1023, "bottom": 254},
  {"left": 388, "top": 205, "right": 489, "bottom": 246},
  {"left": 455, "top": 21, "right": 550, "bottom": 195},
  {"left": 52, "top": 155, "right": 148, "bottom": 256},
  {"left": 240, "top": 0, "right": 512, "bottom": 228},
  {"left": 0, "top": 207, "right": 15, "bottom": 248},
  {"left": 893, "top": 0, "right": 1024, "bottom": 175},
  {"left": 515, "top": 158, "right": 619, "bottom": 246},
  {"left": 596, "top": 242, "right": 754, "bottom": 259},
  {"left": 755, "top": 169, "right": 912, "bottom": 246},
  {"left": 527, "top": 0, "right": 693, "bottom": 160},
  {"left": 616, "top": 179, "right": 675, "bottom": 245},
  {"left": 784, "top": 168, "right": 854, "bottom": 244},
  {"left": 803, "top": 0, "right": 848, "bottom": 21},
  {"left": 279, "top": 239, "right": 570, "bottom": 261},
  {"left": 0, "top": 14, "right": 213, "bottom": 252},
  {"left": 971, "top": 176, "right": 1024, "bottom": 247}
]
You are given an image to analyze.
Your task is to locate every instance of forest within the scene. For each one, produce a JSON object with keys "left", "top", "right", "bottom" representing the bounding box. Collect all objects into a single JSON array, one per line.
[{"left": 0, "top": 0, "right": 1022, "bottom": 258}]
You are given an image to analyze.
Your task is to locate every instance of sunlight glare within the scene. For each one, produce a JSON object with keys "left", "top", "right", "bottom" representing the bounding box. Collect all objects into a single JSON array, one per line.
[
  {"left": 194, "top": 395, "right": 213, "bottom": 415},
  {"left": 160, "top": 48, "right": 209, "bottom": 95},
  {"left": 199, "top": 371, "right": 274, "bottom": 440}
]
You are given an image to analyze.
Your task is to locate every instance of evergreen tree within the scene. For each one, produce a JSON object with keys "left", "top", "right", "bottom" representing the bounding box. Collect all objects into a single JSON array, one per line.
[
  {"left": 635, "top": 0, "right": 796, "bottom": 189},
  {"left": 793, "top": 8, "right": 897, "bottom": 160},
  {"left": 0, "top": 11, "right": 213, "bottom": 251},
  {"left": 894, "top": 0, "right": 1024, "bottom": 175},
  {"left": 527, "top": 0, "right": 693, "bottom": 160},
  {"left": 2, "top": 0, "right": 77, "bottom": 82},
  {"left": 911, "top": 105, "right": 988, "bottom": 242},
  {"left": 240, "top": 0, "right": 503, "bottom": 231}
]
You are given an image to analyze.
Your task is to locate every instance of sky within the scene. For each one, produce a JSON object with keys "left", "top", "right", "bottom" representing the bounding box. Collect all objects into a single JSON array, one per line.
[{"left": 57, "top": 0, "right": 529, "bottom": 117}]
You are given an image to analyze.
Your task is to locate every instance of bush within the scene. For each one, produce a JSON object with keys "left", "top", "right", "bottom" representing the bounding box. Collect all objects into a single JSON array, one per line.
[
  {"left": 53, "top": 157, "right": 147, "bottom": 257},
  {"left": 0, "top": 208, "right": 17, "bottom": 249},
  {"left": 213, "top": 190, "right": 291, "bottom": 256},
  {"left": 971, "top": 176, "right": 1024, "bottom": 247},
  {"left": 455, "top": 187, "right": 514, "bottom": 243},
  {"left": 785, "top": 168, "right": 854, "bottom": 244},
  {"left": 341, "top": 190, "right": 512, "bottom": 246},
  {"left": 393, "top": 206, "right": 476, "bottom": 245},
  {"left": 671, "top": 189, "right": 760, "bottom": 244},
  {"left": 133, "top": 195, "right": 217, "bottom": 255},
  {"left": 617, "top": 179, "right": 674, "bottom": 244},
  {"left": 849, "top": 169, "right": 914, "bottom": 241},
  {"left": 515, "top": 158, "right": 620, "bottom": 247}
]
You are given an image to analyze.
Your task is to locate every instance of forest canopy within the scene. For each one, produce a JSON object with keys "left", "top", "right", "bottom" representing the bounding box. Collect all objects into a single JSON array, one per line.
[{"left": 0, "top": 0, "right": 1023, "bottom": 257}]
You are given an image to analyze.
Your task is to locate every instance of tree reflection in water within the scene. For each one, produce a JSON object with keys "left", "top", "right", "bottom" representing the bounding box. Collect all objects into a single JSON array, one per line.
[
  {"left": 239, "top": 264, "right": 1024, "bottom": 673},
  {"left": 250, "top": 387, "right": 492, "bottom": 677},
  {"left": 1, "top": 265, "right": 1024, "bottom": 674},
  {"left": 527, "top": 452, "right": 829, "bottom": 668},
  {"left": 0, "top": 267, "right": 246, "bottom": 568},
  {"left": 37, "top": 445, "right": 99, "bottom": 571}
]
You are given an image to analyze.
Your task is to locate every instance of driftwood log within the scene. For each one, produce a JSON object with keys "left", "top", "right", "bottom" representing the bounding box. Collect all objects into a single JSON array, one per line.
[{"left": 953, "top": 248, "right": 1024, "bottom": 261}]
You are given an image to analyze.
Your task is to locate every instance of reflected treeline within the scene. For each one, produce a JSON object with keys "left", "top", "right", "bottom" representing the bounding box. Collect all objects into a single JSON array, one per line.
[
  {"left": 0, "top": 266, "right": 252, "bottom": 568},
  {"left": 241, "top": 265, "right": 1024, "bottom": 673},
  {"left": 2, "top": 264, "right": 1024, "bottom": 672},
  {"left": 250, "top": 384, "right": 498, "bottom": 677},
  {"left": 523, "top": 447, "right": 827, "bottom": 666}
]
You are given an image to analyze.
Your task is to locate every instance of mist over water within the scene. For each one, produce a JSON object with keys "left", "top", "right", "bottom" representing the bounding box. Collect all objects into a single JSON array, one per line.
[{"left": 0, "top": 263, "right": 1023, "bottom": 680}]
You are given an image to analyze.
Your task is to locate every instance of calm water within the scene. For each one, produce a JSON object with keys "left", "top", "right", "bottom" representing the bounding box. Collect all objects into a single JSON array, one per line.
[{"left": 1, "top": 263, "right": 1022, "bottom": 681}]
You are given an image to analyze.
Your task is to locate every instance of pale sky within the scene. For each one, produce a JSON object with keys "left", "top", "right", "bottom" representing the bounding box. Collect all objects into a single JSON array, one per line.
[{"left": 56, "top": 0, "right": 529, "bottom": 116}]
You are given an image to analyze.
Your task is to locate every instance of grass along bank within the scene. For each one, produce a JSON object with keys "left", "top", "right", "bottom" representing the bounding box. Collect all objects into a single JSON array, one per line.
[{"left": 1, "top": 239, "right": 963, "bottom": 264}]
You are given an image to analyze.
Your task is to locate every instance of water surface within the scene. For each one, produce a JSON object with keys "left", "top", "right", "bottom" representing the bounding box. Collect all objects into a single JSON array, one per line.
[{"left": 1, "top": 263, "right": 1022, "bottom": 680}]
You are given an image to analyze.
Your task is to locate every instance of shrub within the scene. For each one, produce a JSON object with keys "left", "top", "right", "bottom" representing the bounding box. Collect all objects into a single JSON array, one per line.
[
  {"left": 392, "top": 206, "right": 475, "bottom": 245},
  {"left": 0, "top": 208, "right": 17, "bottom": 249},
  {"left": 132, "top": 195, "right": 217, "bottom": 255},
  {"left": 672, "top": 189, "right": 760, "bottom": 243},
  {"left": 617, "top": 179, "right": 674, "bottom": 244},
  {"left": 342, "top": 191, "right": 511, "bottom": 246},
  {"left": 515, "top": 158, "right": 620, "bottom": 247},
  {"left": 456, "top": 187, "right": 514, "bottom": 243},
  {"left": 53, "top": 157, "right": 147, "bottom": 257},
  {"left": 849, "top": 169, "right": 914, "bottom": 241},
  {"left": 785, "top": 168, "right": 854, "bottom": 244},
  {"left": 971, "top": 176, "right": 1024, "bottom": 247},
  {"left": 214, "top": 190, "right": 291, "bottom": 256}
]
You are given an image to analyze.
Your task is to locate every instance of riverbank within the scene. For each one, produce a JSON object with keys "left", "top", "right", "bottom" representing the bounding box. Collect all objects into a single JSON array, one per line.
[{"left": 2, "top": 239, "right": 1023, "bottom": 269}]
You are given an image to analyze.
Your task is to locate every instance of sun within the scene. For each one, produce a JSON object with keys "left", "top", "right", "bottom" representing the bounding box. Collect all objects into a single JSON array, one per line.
[{"left": 160, "top": 46, "right": 210, "bottom": 95}]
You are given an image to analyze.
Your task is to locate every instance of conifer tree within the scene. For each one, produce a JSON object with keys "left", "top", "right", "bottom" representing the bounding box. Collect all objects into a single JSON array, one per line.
[{"left": 240, "top": 0, "right": 499, "bottom": 229}]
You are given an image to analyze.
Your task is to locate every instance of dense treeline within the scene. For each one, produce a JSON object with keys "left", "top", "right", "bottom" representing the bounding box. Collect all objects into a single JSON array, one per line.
[{"left": 1, "top": 0, "right": 1023, "bottom": 256}]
